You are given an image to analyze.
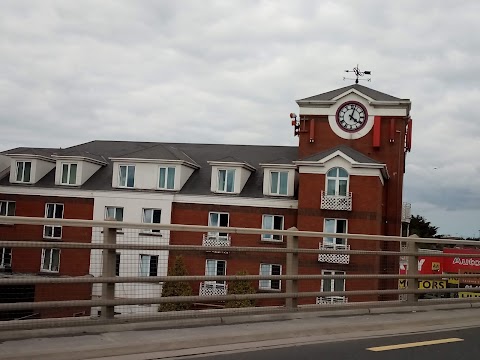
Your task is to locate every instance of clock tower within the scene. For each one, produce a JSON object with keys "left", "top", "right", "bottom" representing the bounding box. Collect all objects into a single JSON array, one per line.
[{"left": 292, "top": 84, "right": 412, "bottom": 302}]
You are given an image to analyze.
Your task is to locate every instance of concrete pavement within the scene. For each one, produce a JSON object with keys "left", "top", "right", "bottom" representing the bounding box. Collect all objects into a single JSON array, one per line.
[{"left": 2, "top": 305, "right": 480, "bottom": 360}]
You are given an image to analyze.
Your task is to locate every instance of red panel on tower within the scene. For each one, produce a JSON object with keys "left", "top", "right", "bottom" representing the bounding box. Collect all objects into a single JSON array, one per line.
[
  {"left": 373, "top": 116, "right": 381, "bottom": 148},
  {"left": 309, "top": 119, "right": 315, "bottom": 143},
  {"left": 389, "top": 119, "right": 395, "bottom": 143},
  {"left": 406, "top": 118, "right": 413, "bottom": 151}
]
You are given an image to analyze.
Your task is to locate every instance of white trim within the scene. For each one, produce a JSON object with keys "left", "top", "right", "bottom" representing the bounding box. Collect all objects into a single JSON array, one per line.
[
  {"left": 261, "top": 214, "right": 284, "bottom": 242},
  {"left": 174, "top": 194, "right": 298, "bottom": 209},
  {"left": 40, "top": 248, "right": 61, "bottom": 273},
  {"left": 60, "top": 162, "right": 79, "bottom": 186},
  {"left": 7, "top": 154, "right": 55, "bottom": 163},
  {"left": 259, "top": 263, "right": 282, "bottom": 290},
  {"left": 110, "top": 157, "right": 199, "bottom": 169},
  {"left": 207, "top": 160, "right": 256, "bottom": 172},
  {"left": 259, "top": 163, "right": 297, "bottom": 169},
  {"left": 118, "top": 164, "right": 136, "bottom": 188},
  {"left": 52, "top": 155, "right": 107, "bottom": 166},
  {"left": 321, "top": 269, "right": 346, "bottom": 293}
]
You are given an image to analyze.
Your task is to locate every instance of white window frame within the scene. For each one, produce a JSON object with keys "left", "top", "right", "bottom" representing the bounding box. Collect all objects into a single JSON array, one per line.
[
  {"left": 15, "top": 161, "right": 32, "bottom": 183},
  {"left": 269, "top": 171, "right": 289, "bottom": 196},
  {"left": 323, "top": 218, "right": 348, "bottom": 246},
  {"left": 142, "top": 208, "right": 162, "bottom": 233},
  {"left": 0, "top": 201, "right": 16, "bottom": 216},
  {"left": 321, "top": 270, "right": 346, "bottom": 293},
  {"left": 259, "top": 263, "right": 282, "bottom": 290},
  {"left": 217, "top": 168, "right": 236, "bottom": 193},
  {"left": 40, "top": 248, "right": 60, "bottom": 273},
  {"left": 0, "top": 247, "right": 12, "bottom": 268},
  {"left": 61, "top": 163, "right": 78, "bottom": 185},
  {"left": 105, "top": 206, "right": 124, "bottom": 222},
  {"left": 261, "top": 214, "right": 284, "bottom": 242},
  {"left": 158, "top": 166, "right": 176, "bottom": 190},
  {"left": 139, "top": 254, "right": 159, "bottom": 276},
  {"left": 205, "top": 259, "right": 227, "bottom": 287},
  {"left": 326, "top": 167, "right": 349, "bottom": 196},
  {"left": 118, "top": 164, "right": 135, "bottom": 188},
  {"left": 44, "top": 203, "right": 64, "bottom": 239},
  {"left": 208, "top": 212, "right": 229, "bottom": 238}
]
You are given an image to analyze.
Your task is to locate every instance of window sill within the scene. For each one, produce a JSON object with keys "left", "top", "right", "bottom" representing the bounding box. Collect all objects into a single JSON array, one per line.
[
  {"left": 261, "top": 238, "right": 284, "bottom": 243},
  {"left": 38, "top": 271, "right": 60, "bottom": 275},
  {"left": 258, "top": 288, "right": 282, "bottom": 292},
  {"left": 42, "top": 237, "right": 62, "bottom": 241},
  {"left": 139, "top": 232, "right": 163, "bottom": 237}
]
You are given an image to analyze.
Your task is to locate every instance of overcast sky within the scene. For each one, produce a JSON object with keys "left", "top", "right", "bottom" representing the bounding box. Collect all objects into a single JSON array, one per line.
[{"left": 1, "top": 1, "right": 479, "bottom": 237}]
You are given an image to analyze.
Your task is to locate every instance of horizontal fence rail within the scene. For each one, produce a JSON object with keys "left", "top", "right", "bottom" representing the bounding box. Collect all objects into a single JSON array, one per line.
[{"left": 1, "top": 215, "right": 480, "bottom": 331}]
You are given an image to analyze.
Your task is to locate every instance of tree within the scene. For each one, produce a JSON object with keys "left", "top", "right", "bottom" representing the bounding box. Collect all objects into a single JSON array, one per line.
[
  {"left": 158, "top": 256, "right": 193, "bottom": 312},
  {"left": 225, "top": 270, "right": 256, "bottom": 308},
  {"left": 409, "top": 215, "right": 438, "bottom": 238}
]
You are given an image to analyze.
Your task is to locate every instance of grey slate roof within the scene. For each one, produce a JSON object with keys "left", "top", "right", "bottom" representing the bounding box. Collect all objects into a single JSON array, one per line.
[
  {"left": 297, "top": 84, "right": 408, "bottom": 102},
  {"left": 301, "top": 145, "right": 382, "bottom": 164},
  {"left": 0, "top": 141, "right": 298, "bottom": 198},
  {"left": 52, "top": 149, "right": 108, "bottom": 164},
  {"left": 2, "top": 147, "right": 59, "bottom": 158}
]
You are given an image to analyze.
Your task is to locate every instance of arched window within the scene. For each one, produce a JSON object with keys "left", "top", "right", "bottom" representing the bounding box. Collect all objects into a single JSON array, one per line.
[{"left": 326, "top": 167, "right": 349, "bottom": 196}]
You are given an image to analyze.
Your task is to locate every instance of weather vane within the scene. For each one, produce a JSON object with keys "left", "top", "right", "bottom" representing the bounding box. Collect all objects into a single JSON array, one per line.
[{"left": 344, "top": 64, "right": 371, "bottom": 84}]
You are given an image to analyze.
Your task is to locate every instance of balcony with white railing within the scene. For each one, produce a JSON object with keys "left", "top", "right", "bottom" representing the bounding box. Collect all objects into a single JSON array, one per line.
[
  {"left": 202, "top": 233, "right": 231, "bottom": 248},
  {"left": 401, "top": 202, "right": 412, "bottom": 223},
  {"left": 316, "top": 296, "right": 348, "bottom": 305},
  {"left": 318, "top": 243, "right": 350, "bottom": 264},
  {"left": 199, "top": 282, "right": 228, "bottom": 297},
  {"left": 320, "top": 191, "right": 352, "bottom": 211}
]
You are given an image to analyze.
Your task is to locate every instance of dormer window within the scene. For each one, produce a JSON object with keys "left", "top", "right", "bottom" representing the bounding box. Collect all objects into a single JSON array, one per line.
[
  {"left": 61, "top": 163, "right": 78, "bottom": 185},
  {"left": 119, "top": 165, "right": 135, "bottom": 188},
  {"left": 218, "top": 169, "right": 235, "bottom": 193},
  {"left": 326, "top": 167, "right": 348, "bottom": 195},
  {"left": 159, "top": 167, "right": 175, "bottom": 190},
  {"left": 15, "top": 161, "right": 32, "bottom": 183},
  {"left": 270, "top": 171, "right": 288, "bottom": 195}
]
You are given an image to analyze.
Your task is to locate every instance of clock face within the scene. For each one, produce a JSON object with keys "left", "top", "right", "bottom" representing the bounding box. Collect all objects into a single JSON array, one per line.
[{"left": 336, "top": 101, "right": 368, "bottom": 132}]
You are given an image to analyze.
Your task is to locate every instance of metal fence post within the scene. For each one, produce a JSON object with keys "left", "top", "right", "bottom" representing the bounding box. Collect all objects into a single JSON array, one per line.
[
  {"left": 406, "top": 235, "right": 419, "bottom": 303},
  {"left": 101, "top": 226, "right": 117, "bottom": 319},
  {"left": 286, "top": 227, "right": 299, "bottom": 309}
]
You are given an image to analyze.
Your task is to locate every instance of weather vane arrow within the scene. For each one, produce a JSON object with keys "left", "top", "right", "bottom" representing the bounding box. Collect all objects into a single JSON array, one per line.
[{"left": 344, "top": 64, "right": 371, "bottom": 84}]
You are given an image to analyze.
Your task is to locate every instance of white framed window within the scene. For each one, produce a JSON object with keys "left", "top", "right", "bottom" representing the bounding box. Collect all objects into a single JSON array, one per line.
[
  {"left": 105, "top": 206, "right": 124, "bottom": 221},
  {"left": 119, "top": 165, "right": 135, "bottom": 188},
  {"left": 0, "top": 248, "right": 12, "bottom": 268},
  {"left": 159, "top": 167, "right": 176, "bottom": 190},
  {"left": 259, "top": 263, "right": 282, "bottom": 290},
  {"left": 324, "top": 218, "right": 347, "bottom": 246},
  {"left": 270, "top": 171, "right": 288, "bottom": 195},
  {"left": 0, "top": 201, "right": 16, "bottom": 216},
  {"left": 262, "top": 215, "right": 284, "bottom": 241},
  {"left": 321, "top": 270, "right": 346, "bottom": 293},
  {"left": 143, "top": 208, "right": 161, "bottom": 233},
  {"left": 61, "top": 163, "right": 78, "bottom": 185},
  {"left": 326, "top": 167, "right": 349, "bottom": 196},
  {"left": 217, "top": 169, "right": 235, "bottom": 193},
  {"left": 205, "top": 259, "right": 226, "bottom": 286},
  {"left": 44, "top": 203, "right": 64, "bottom": 239},
  {"left": 41, "top": 248, "right": 60, "bottom": 273},
  {"left": 15, "top": 161, "right": 32, "bottom": 183},
  {"left": 208, "top": 212, "right": 229, "bottom": 237},
  {"left": 139, "top": 254, "right": 158, "bottom": 276}
]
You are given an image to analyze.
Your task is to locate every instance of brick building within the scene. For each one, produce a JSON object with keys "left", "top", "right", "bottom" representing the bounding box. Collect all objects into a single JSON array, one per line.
[{"left": 0, "top": 83, "right": 413, "bottom": 313}]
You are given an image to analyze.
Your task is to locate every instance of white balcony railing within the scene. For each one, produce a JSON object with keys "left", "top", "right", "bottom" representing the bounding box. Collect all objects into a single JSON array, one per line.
[
  {"left": 320, "top": 191, "right": 352, "bottom": 211},
  {"left": 199, "top": 282, "right": 228, "bottom": 297},
  {"left": 401, "top": 202, "right": 412, "bottom": 223},
  {"left": 316, "top": 296, "right": 348, "bottom": 305},
  {"left": 202, "top": 234, "right": 231, "bottom": 247},
  {"left": 318, "top": 243, "right": 350, "bottom": 264}
]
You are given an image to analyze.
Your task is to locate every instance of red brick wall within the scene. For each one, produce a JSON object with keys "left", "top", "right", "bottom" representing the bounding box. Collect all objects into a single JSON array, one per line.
[{"left": 0, "top": 193, "right": 94, "bottom": 318}]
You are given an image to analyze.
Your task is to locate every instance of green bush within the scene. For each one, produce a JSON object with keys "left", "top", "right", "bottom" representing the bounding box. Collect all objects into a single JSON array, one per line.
[
  {"left": 158, "top": 256, "right": 193, "bottom": 312},
  {"left": 225, "top": 270, "right": 256, "bottom": 308}
]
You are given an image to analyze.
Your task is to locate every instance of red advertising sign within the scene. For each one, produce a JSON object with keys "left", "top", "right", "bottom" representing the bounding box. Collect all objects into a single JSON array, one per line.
[
  {"left": 399, "top": 255, "right": 444, "bottom": 275},
  {"left": 443, "top": 248, "right": 480, "bottom": 273}
]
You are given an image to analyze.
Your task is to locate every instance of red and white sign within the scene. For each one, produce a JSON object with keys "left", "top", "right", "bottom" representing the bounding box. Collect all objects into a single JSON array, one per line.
[
  {"left": 443, "top": 248, "right": 480, "bottom": 273},
  {"left": 399, "top": 255, "right": 444, "bottom": 275}
]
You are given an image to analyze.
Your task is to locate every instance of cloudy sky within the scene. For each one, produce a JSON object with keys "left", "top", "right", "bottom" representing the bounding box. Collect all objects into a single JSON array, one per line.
[{"left": 1, "top": 1, "right": 479, "bottom": 237}]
